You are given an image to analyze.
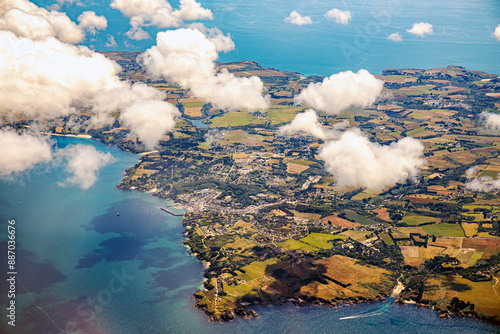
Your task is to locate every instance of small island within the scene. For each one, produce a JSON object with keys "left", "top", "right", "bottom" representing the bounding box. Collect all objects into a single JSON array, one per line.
[{"left": 27, "top": 53, "right": 500, "bottom": 326}]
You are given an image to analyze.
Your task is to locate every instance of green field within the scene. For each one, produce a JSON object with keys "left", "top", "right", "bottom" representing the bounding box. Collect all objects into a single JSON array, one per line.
[
  {"left": 342, "top": 210, "right": 379, "bottom": 225},
  {"left": 290, "top": 159, "right": 316, "bottom": 166},
  {"left": 406, "top": 127, "right": 428, "bottom": 136},
  {"left": 379, "top": 233, "right": 394, "bottom": 245},
  {"left": 403, "top": 215, "right": 440, "bottom": 226},
  {"left": 421, "top": 223, "right": 465, "bottom": 237},
  {"left": 277, "top": 239, "right": 318, "bottom": 252},
  {"left": 398, "top": 85, "right": 440, "bottom": 96},
  {"left": 300, "top": 233, "right": 346, "bottom": 249},
  {"left": 209, "top": 111, "right": 254, "bottom": 127},
  {"left": 181, "top": 101, "right": 205, "bottom": 108},
  {"left": 339, "top": 230, "right": 372, "bottom": 242},
  {"left": 238, "top": 258, "right": 284, "bottom": 281},
  {"left": 265, "top": 105, "right": 305, "bottom": 125}
]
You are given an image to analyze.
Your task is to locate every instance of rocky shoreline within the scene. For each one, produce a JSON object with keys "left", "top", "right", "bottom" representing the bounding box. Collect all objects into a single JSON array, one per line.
[{"left": 195, "top": 292, "right": 389, "bottom": 323}]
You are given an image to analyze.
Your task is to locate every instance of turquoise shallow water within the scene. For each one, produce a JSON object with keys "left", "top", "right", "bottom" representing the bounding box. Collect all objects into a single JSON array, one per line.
[
  {"left": 31, "top": 0, "right": 500, "bottom": 76},
  {"left": 0, "top": 138, "right": 498, "bottom": 333}
]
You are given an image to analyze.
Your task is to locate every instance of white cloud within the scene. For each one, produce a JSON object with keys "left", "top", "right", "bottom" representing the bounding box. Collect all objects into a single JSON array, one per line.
[
  {"left": 294, "top": 69, "right": 383, "bottom": 115},
  {"left": 110, "top": 0, "right": 213, "bottom": 40},
  {"left": 50, "top": 0, "right": 82, "bottom": 11},
  {"left": 279, "top": 109, "right": 330, "bottom": 140},
  {"left": 324, "top": 8, "right": 352, "bottom": 25},
  {"left": 56, "top": 144, "right": 114, "bottom": 190},
  {"left": 188, "top": 23, "right": 235, "bottom": 52},
  {"left": 176, "top": 0, "right": 213, "bottom": 21},
  {"left": 480, "top": 111, "right": 500, "bottom": 130},
  {"left": 120, "top": 99, "right": 180, "bottom": 149},
  {"left": 387, "top": 32, "right": 403, "bottom": 42},
  {"left": 0, "top": 31, "right": 179, "bottom": 147},
  {"left": 0, "top": 0, "right": 85, "bottom": 43},
  {"left": 0, "top": 129, "right": 53, "bottom": 177},
  {"left": 407, "top": 22, "right": 433, "bottom": 37},
  {"left": 319, "top": 129, "right": 425, "bottom": 189},
  {"left": 125, "top": 23, "right": 150, "bottom": 40},
  {"left": 465, "top": 166, "right": 500, "bottom": 192},
  {"left": 493, "top": 24, "right": 500, "bottom": 41},
  {"left": 284, "top": 11, "right": 313, "bottom": 26},
  {"left": 77, "top": 11, "right": 107, "bottom": 35},
  {"left": 105, "top": 34, "right": 117, "bottom": 48},
  {"left": 139, "top": 28, "right": 269, "bottom": 111}
]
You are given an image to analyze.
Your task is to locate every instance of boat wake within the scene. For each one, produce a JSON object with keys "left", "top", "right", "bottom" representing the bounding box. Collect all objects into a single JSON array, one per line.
[
  {"left": 339, "top": 311, "right": 384, "bottom": 320},
  {"left": 339, "top": 302, "right": 390, "bottom": 320}
]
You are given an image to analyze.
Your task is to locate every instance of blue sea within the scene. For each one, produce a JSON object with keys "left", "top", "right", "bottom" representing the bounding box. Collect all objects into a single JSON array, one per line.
[
  {"left": 32, "top": 0, "right": 500, "bottom": 76},
  {"left": 1, "top": 137, "right": 498, "bottom": 333}
]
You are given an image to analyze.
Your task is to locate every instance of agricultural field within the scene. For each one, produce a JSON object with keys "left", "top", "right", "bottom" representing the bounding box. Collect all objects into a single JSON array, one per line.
[
  {"left": 209, "top": 111, "right": 255, "bottom": 127},
  {"left": 320, "top": 214, "right": 360, "bottom": 228},
  {"left": 277, "top": 239, "right": 318, "bottom": 252},
  {"left": 339, "top": 230, "right": 372, "bottom": 242},
  {"left": 300, "top": 232, "right": 346, "bottom": 250},
  {"left": 422, "top": 223, "right": 465, "bottom": 237},
  {"left": 403, "top": 215, "right": 441, "bottom": 226},
  {"left": 300, "top": 255, "right": 396, "bottom": 300},
  {"left": 223, "top": 237, "right": 256, "bottom": 250},
  {"left": 342, "top": 210, "right": 380, "bottom": 225},
  {"left": 421, "top": 274, "right": 500, "bottom": 323},
  {"left": 462, "top": 223, "right": 479, "bottom": 237},
  {"left": 265, "top": 105, "right": 306, "bottom": 125},
  {"left": 373, "top": 208, "right": 391, "bottom": 221},
  {"left": 286, "top": 162, "right": 310, "bottom": 174}
]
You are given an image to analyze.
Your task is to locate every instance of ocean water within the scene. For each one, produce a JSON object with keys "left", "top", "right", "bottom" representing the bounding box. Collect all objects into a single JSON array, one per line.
[
  {"left": 31, "top": 0, "right": 500, "bottom": 76},
  {"left": 1, "top": 138, "right": 498, "bottom": 333}
]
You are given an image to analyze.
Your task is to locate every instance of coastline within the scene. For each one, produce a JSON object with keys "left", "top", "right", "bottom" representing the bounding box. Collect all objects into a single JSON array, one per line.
[{"left": 41, "top": 132, "right": 92, "bottom": 139}]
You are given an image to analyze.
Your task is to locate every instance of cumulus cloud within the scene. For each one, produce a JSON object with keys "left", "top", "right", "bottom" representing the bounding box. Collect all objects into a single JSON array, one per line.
[
  {"left": 0, "top": 129, "right": 53, "bottom": 177},
  {"left": 284, "top": 11, "right": 313, "bottom": 26},
  {"left": 324, "top": 8, "right": 352, "bottom": 25},
  {"left": 111, "top": 0, "right": 213, "bottom": 40},
  {"left": 105, "top": 34, "right": 117, "bottom": 48},
  {"left": 387, "top": 32, "right": 403, "bottom": 42},
  {"left": 120, "top": 99, "right": 180, "bottom": 149},
  {"left": 139, "top": 28, "right": 269, "bottom": 111},
  {"left": 294, "top": 69, "right": 383, "bottom": 115},
  {"left": 0, "top": 30, "right": 179, "bottom": 147},
  {"left": 480, "top": 111, "right": 500, "bottom": 130},
  {"left": 319, "top": 129, "right": 425, "bottom": 189},
  {"left": 465, "top": 166, "right": 500, "bottom": 192},
  {"left": 188, "top": 23, "right": 235, "bottom": 52},
  {"left": 494, "top": 24, "right": 500, "bottom": 41},
  {"left": 77, "top": 11, "right": 107, "bottom": 35},
  {"left": 0, "top": 0, "right": 88, "bottom": 43},
  {"left": 407, "top": 22, "right": 433, "bottom": 37},
  {"left": 176, "top": 0, "right": 213, "bottom": 21},
  {"left": 56, "top": 144, "right": 114, "bottom": 190},
  {"left": 279, "top": 109, "right": 331, "bottom": 140}
]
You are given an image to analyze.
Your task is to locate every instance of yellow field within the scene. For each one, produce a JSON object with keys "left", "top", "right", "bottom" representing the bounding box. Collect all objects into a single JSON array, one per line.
[
  {"left": 462, "top": 223, "right": 479, "bottom": 237},
  {"left": 277, "top": 239, "right": 318, "bottom": 252},
  {"left": 422, "top": 274, "right": 500, "bottom": 322},
  {"left": 184, "top": 107, "right": 203, "bottom": 117},
  {"left": 339, "top": 230, "right": 371, "bottom": 242},
  {"left": 286, "top": 162, "right": 310, "bottom": 174},
  {"left": 223, "top": 237, "right": 256, "bottom": 250},
  {"left": 301, "top": 255, "right": 395, "bottom": 300},
  {"left": 290, "top": 210, "right": 322, "bottom": 221},
  {"left": 232, "top": 220, "right": 256, "bottom": 231}
]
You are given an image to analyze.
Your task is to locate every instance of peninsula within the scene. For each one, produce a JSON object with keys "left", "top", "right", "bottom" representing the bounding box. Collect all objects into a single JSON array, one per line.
[{"left": 23, "top": 53, "right": 500, "bottom": 326}]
